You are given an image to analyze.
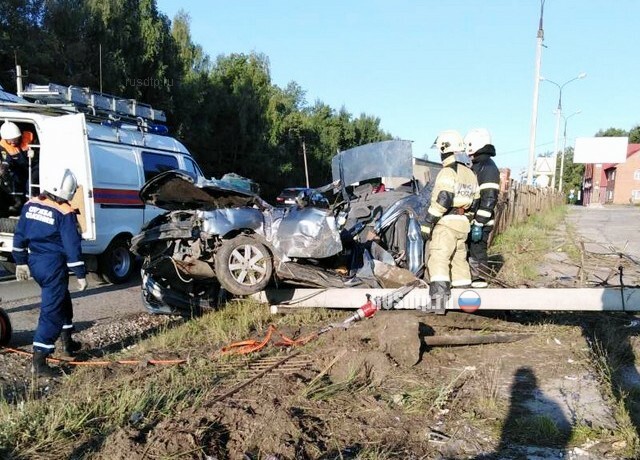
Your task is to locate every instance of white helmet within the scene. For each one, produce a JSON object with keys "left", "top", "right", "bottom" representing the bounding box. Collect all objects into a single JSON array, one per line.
[
  {"left": 0, "top": 121, "right": 21, "bottom": 140},
  {"left": 464, "top": 128, "right": 492, "bottom": 156},
  {"left": 433, "top": 130, "right": 464, "bottom": 155},
  {"left": 46, "top": 169, "right": 78, "bottom": 201}
]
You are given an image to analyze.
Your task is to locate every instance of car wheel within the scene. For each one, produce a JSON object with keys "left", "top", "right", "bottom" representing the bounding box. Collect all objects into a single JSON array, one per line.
[
  {"left": 0, "top": 308, "right": 12, "bottom": 346},
  {"left": 214, "top": 235, "right": 272, "bottom": 296},
  {"left": 0, "top": 260, "right": 15, "bottom": 275},
  {"left": 0, "top": 217, "right": 18, "bottom": 233},
  {"left": 99, "top": 236, "right": 135, "bottom": 284}
]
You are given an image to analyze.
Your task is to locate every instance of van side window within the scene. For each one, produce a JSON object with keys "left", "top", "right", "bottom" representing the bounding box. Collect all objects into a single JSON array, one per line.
[{"left": 142, "top": 151, "right": 179, "bottom": 181}]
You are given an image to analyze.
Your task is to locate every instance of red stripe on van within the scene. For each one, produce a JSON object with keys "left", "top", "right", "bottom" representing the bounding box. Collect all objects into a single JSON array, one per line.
[{"left": 93, "top": 188, "right": 143, "bottom": 205}]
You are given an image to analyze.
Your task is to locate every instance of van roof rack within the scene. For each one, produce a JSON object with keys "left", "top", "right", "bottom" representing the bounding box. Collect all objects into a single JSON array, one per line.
[{"left": 19, "top": 83, "right": 167, "bottom": 124}]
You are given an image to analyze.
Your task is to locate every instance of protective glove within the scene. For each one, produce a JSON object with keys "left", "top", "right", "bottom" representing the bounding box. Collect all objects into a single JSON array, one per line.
[
  {"left": 420, "top": 224, "right": 433, "bottom": 241},
  {"left": 77, "top": 278, "right": 88, "bottom": 291},
  {"left": 470, "top": 224, "right": 483, "bottom": 243},
  {"left": 16, "top": 264, "right": 30, "bottom": 281}
]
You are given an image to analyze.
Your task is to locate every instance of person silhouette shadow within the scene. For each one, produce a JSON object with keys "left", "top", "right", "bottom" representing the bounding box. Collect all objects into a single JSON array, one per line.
[{"left": 475, "top": 366, "right": 571, "bottom": 459}]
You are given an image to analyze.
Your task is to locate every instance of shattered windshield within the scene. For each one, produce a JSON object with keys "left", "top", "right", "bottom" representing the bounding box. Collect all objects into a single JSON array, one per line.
[{"left": 331, "top": 140, "right": 414, "bottom": 187}]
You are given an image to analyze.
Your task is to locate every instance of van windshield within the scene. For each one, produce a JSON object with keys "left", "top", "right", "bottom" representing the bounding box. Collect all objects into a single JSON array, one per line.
[{"left": 183, "top": 157, "right": 202, "bottom": 179}]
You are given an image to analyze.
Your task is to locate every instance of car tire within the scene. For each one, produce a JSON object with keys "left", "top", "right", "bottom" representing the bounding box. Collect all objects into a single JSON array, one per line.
[
  {"left": 99, "top": 236, "right": 135, "bottom": 284},
  {"left": 0, "top": 308, "right": 12, "bottom": 346},
  {"left": 0, "top": 217, "right": 18, "bottom": 233},
  {"left": 214, "top": 235, "right": 272, "bottom": 296},
  {"left": 0, "top": 260, "right": 15, "bottom": 275}
]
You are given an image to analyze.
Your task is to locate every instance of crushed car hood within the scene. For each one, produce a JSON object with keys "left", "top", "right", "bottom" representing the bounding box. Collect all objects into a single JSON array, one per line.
[
  {"left": 139, "top": 170, "right": 259, "bottom": 211},
  {"left": 331, "top": 139, "right": 414, "bottom": 187}
]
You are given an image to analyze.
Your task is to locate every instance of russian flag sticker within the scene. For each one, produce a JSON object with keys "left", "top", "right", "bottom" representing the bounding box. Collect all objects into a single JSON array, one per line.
[{"left": 458, "top": 290, "right": 481, "bottom": 313}]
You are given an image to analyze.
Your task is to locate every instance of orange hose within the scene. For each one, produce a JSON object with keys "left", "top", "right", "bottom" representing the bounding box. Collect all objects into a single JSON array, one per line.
[
  {"left": 1, "top": 323, "right": 323, "bottom": 365},
  {"left": 220, "top": 324, "right": 319, "bottom": 355},
  {"left": 0, "top": 346, "right": 186, "bottom": 366}
]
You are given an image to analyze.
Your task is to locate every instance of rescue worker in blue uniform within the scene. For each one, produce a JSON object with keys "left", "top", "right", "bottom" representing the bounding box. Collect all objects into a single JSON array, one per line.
[
  {"left": 464, "top": 128, "right": 501, "bottom": 288},
  {"left": 12, "top": 169, "right": 88, "bottom": 377},
  {"left": 0, "top": 121, "right": 36, "bottom": 213}
]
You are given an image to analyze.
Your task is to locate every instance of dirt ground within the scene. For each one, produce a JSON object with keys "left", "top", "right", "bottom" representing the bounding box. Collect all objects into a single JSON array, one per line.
[{"left": 2, "top": 205, "right": 640, "bottom": 459}]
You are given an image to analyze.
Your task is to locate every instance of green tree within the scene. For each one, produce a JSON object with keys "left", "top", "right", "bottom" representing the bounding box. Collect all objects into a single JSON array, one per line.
[
  {"left": 353, "top": 113, "right": 392, "bottom": 145},
  {"left": 0, "top": 0, "right": 47, "bottom": 90},
  {"left": 206, "top": 52, "right": 272, "bottom": 182},
  {"left": 40, "top": 0, "right": 94, "bottom": 86},
  {"left": 265, "top": 82, "right": 309, "bottom": 187},
  {"left": 167, "top": 9, "right": 216, "bottom": 168},
  {"left": 596, "top": 127, "right": 628, "bottom": 137},
  {"left": 0, "top": 1, "right": 396, "bottom": 201},
  {"left": 559, "top": 146, "right": 584, "bottom": 197}
]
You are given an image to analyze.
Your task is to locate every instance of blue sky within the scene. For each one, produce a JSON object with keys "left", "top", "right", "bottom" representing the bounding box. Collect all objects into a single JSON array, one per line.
[{"left": 156, "top": 0, "right": 639, "bottom": 178}]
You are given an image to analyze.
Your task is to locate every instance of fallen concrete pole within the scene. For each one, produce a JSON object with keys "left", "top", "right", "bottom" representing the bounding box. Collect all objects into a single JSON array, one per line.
[{"left": 253, "top": 287, "right": 640, "bottom": 313}]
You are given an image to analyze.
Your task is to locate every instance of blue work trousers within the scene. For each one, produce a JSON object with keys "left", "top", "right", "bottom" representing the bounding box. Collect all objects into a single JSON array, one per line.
[{"left": 30, "top": 255, "right": 74, "bottom": 354}]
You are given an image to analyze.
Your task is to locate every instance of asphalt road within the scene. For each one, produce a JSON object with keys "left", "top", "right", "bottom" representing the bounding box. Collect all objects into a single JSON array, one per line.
[
  {"left": 566, "top": 204, "right": 640, "bottom": 259},
  {"left": 0, "top": 274, "right": 144, "bottom": 347},
  {"left": 0, "top": 204, "right": 638, "bottom": 348}
]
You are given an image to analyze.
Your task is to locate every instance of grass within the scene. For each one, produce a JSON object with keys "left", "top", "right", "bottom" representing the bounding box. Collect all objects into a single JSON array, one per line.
[
  {"left": 6, "top": 203, "right": 633, "bottom": 458},
  {"left": 382, "top": 368, "right": 472, "bottom": 416},
  {"left": 568, "top": 422, "right": 610, "bottom": 446},
  {"left": 490, "top": 205, "right": 568, "bottom": 285},
  {"left": 0, "top": 300, "right": 344, "bottom": 459},
  {"left": 583, "top": 317, "right": 640, "bottom": 457},
  {"left": 509, "top": 414, "right": 564, "bottom": 446},
  {"left": 302, "top": 367, "right": 371, "bottom": 401}
]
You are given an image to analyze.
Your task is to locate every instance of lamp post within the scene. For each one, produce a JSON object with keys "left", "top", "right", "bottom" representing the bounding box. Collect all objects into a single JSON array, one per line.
[
  {"left": 540, "top": 72, "right": 587, "bottom": 189},
  {"left": 558, "top": 110, "right": 582, "bottom": 193},
  {"left": 527, "top": 0, "right": 545, "bottom": 185}
]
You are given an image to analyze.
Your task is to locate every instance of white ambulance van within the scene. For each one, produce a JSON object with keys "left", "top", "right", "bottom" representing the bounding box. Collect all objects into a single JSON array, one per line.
[{"left": 0, "top": 84, "right": 205, "bottom": 283}]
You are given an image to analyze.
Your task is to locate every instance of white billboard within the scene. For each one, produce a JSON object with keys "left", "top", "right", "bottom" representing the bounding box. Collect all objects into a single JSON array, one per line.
[{"left": 574, "top": 137, "right": 628, "bottom": 164}]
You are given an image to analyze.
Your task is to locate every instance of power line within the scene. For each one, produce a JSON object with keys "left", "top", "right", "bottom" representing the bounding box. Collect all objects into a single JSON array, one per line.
[{"left": 502, "top": 140, "right": 555, "bottom": 156}]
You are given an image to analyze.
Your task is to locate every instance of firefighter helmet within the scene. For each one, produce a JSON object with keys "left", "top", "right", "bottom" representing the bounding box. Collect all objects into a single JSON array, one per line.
[
  {"left": 464, "top": 128, "right": 492, "bottom": 156},
  {"left": 0, "top": 121, "right": 21, "bottom": 141},
  {"left": 46, "top": 169, "right": 78, "bottom": 202},
  {"left": 433, "top": 130, "right": 464, "bottom": 156}
]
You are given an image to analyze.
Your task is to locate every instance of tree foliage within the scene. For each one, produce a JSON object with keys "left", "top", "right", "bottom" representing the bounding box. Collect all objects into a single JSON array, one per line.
[
  {"left": 596, "top": 127, "right": 628, "bottom": 138},
  {"left": 557, "top": 147, "right": 584, "bottom": 196},
  {"left": 0, "top": 0, "right": 393, "bottom": 200}
]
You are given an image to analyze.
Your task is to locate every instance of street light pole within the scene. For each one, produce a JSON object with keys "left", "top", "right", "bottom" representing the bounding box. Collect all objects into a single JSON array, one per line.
[
  {"left": 527, "top": 0, "right": 545, "bottom": 185},
  {"left": 540, "top": 72, "right": 586, "bottom": 190},
  {"left": 559, "top": 110, "right": 582, "bottom": 193},
  {"left": 551, "top": 106, "right": 562, "bottom": 189}
]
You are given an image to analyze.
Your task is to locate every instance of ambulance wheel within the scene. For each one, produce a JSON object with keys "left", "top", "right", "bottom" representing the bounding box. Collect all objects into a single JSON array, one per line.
[
  {"left": 214, "top": 235, "right": 272, "bottom": 296},
  {"left": 99, "top": 236, "right": 135, "bottom": 284},
  {"left": 0, "top": 308, "right": 12, "bottom": 346}
]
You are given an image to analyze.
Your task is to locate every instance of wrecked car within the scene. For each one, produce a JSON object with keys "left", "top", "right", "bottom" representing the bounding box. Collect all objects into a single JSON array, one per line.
[{"left": 130, "top": 140, "right": 433, "bottom": 315}]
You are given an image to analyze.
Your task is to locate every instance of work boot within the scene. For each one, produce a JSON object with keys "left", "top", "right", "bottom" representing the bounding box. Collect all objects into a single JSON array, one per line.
[
  {"left": 471, "top": 278, "right": 488, "bottom": 288},
  {"left": 423, "top": 281, "right": 450, "bottom": 314},
  {"left": 60, "top": 330, "right": 82, "bottom": 357},
  {"left": 31, "top": 351, "right": 60, "bottom": 378},
  {"left": 428, "top": 295, "right": 448, "bottom": 315}
]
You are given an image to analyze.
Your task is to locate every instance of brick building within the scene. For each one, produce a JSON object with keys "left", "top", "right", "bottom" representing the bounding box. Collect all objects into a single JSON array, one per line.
[{"left": 582, "top": 143, "right": 640, "bottom": 205}]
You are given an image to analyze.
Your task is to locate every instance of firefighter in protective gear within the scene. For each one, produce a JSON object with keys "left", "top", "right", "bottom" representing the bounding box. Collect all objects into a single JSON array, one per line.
[
  {"left": 12, "top": 169, "right": 87, "bottom": 377},
  {"left": 464, "top": 128, "right": 500, "bottom": 288},
  {"left": 421, "top": 130, "right": 479, "bottom": 311},
  {"left": 0, "top": 121, "right": 36, "bottom": 213}
]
